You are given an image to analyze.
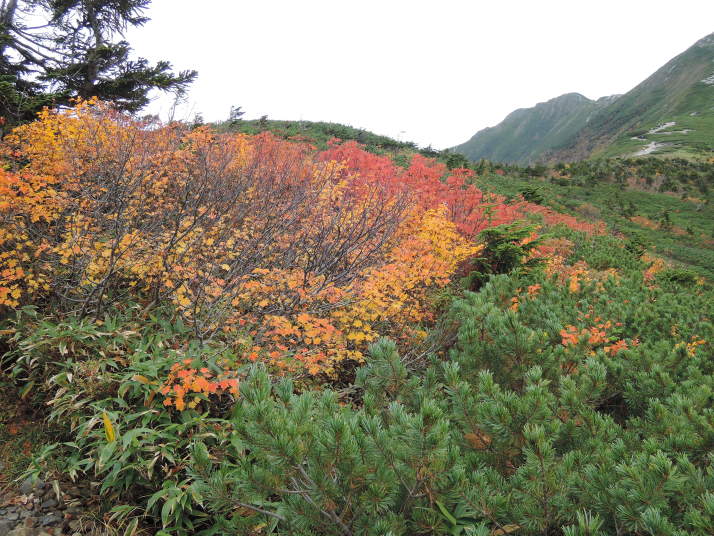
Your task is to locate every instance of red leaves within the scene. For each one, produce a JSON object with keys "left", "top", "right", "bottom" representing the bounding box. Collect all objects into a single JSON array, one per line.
[{"left": 2, "top": 101, "right": 615, "bottom": 387}]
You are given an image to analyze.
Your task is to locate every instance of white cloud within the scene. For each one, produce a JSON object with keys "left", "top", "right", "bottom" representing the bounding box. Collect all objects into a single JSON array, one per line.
[{"left": 127, "top": 0, "right": 714, "bottom": 148}]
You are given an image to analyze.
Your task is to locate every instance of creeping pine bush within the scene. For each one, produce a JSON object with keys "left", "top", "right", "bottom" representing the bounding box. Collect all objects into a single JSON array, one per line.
[
  {"left": 4, "top": 236, "right": 714, "bottom": 535},
  {"left": 189, "top": 264, "right": 713, "bottom": 536}
]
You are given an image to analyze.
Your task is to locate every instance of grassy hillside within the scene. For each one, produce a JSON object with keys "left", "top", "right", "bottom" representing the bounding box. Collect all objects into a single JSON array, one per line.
[
  {"left": 452, "top": 93, "right": 615, "bottom": 164},
  {"left": 2, "top": 102, "right": 714, "bottom": 536},
  {"left": 216, "top": 118, "right": 421, "bottom": 154},
  {"left": 556, "top": 33, "right": 714, "bottom": 161}
]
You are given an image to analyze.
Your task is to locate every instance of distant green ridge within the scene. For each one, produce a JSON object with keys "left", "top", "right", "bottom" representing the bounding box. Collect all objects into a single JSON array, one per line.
[
  {"left": 216, "top": 118, "right": 419, "bottom": 153},
  {"left": 452, "top": 93, "right": 616, "bottom": 164},
  {"left": 554, "top": 32, "right": 714, "bottom": 161},
  {"left": 454, "top": 32, "right": 714, "bottom": 163}
]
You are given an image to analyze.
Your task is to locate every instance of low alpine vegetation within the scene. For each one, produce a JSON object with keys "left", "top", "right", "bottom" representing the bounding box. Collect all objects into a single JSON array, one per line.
[{"left": 1, "top": 102, "right": 712, "bottom": 535}]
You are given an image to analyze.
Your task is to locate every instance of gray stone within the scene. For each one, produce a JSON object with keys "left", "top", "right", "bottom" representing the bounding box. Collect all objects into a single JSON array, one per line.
[
  {"left": 18, "top": 478, "right": 44, "bottom": 496},
  {"left": 39, "top": 499, "right": 57, "bottom": 510},
  {"left": 68, "top": 520, "right": 82, "bottom": 531},
  {"left": 6, "top": 525, "right": 31, "bottom": 536},
  {"left": 2, "top": 512, "right": 18, "bottom": 522},
  {"left": 39, "top": 512, "right": 62, "bottom": 527},
  {"left": 0, "top": 519, "right": 16, "bottom": 536}
]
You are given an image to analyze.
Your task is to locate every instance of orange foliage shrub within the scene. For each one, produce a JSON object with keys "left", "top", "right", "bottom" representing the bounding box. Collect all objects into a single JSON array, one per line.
[
  {"left": 519, "top": 203, "right": 606, "bottom": 235},
  {"left": 0, "top": 101, "right": 607, "bottom": 377},
  {"left": 160, "top": 360, "right": 239, "bottom": 411}
]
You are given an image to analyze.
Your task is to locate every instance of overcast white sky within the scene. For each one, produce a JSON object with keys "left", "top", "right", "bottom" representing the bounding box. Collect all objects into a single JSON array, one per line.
[{"left": 127, "top": 1, "right": 714, "bottom": 149}]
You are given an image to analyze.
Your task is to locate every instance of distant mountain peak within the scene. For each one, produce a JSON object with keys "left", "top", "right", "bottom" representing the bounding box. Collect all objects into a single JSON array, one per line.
[
  {"left": 452, "top": 92, "right": 612, "bottom": 164},
  {"left": 694, "top": 32, "right": 714, "bottom": 48},
  {"left": 453, "top": 32, "right": 714, "bottom": 163}
]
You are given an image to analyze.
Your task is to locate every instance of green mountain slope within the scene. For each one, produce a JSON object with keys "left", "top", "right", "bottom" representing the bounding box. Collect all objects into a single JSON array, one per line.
[
  {"left": 217, "top": 118, "right": 419, "bottom": 153},
  {"left": 452, "top": 93, "right": 616, "bottom": 164},
  {"left": 554, "top": 32, "right": 714, "bottom": 160},
  {"left": 454, "top": 32, "right": 714, "bottom": 163}
]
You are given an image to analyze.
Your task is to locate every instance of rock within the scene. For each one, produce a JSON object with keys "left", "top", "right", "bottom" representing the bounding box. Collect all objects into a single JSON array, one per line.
[
  {"left": 0, "top": 519, "right": 16, "bottom": 536},
  {"left": 6, "top": 525, "right": 31, "bottom": 536},
  {"left": 39, "top": 513, "right": 62, "bottom": 527},
  {"left": 3, "top": 512, "right": 19, "bottom": 522},
  {"left": 39, "top": 499, "right": 57, "bottom": 510},
  {"left": 18, "top": 478, "right": 44, "bottom": 496},
  {"left": 68, "top": 520, "right": 81, "bottom": 531}
]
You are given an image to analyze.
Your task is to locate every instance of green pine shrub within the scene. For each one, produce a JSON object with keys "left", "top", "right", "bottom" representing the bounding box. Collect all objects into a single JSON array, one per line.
[{"left": 3, "top": 234, "right": 713, "bottom": 535}]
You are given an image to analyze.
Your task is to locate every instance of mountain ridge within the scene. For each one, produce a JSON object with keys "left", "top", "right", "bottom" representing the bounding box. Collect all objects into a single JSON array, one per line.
[
  {"left": 452, "top": 92, "right": 616, "bottom": 164},
  {"left": 453, "top": 32, "right": 714, "bottom": 163}
]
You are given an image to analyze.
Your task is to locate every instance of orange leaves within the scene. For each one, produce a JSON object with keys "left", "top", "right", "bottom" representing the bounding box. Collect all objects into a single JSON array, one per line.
[
  {"left": 332, "top": 207, "right": 480, "bottom": 350},
  {"left": 568, "top": 275, "right": 580, "bottom": 294},
  {"left": 160, "top": 360, "right": 239, "bottom": 411},
  {"left": 560, "top": 325, "right": 581, "bottom": 347},
  {"left": 526, "top": 283, "right": 541, "bottom": 297},
  {"left": 560, "top": 322, "right": 612, "bottom": 348},
  {"left": 674, "top": 335, "right": 707, "bottom": 357},
  {"left": 464, "top": 430, "right": 492, "bottom": 450},
  {"left": 604, "top": 339, "right": 630, "bottom": 356},
  {"left": 642, "top": 254, "right": 665, "bottom": 283},
  {"left": 2, "top": 100, "right": 569, "bottom": 380},
  {"left": 0, "top": 169, "right": 57, "bottom": 307},
  {"left": 520, "top": 203, "right": 607, "bottom": 235},
  {"left": 545, "top": 258, "right": 618, "bottom": 293}
]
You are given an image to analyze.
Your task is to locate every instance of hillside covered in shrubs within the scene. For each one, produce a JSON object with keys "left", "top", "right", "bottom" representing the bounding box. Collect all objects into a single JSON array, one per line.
[{"left": 0, "top": 101, "right": 713, "bottom": 536}]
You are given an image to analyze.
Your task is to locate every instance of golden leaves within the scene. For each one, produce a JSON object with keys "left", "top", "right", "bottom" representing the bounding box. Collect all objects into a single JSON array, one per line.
[
  {"left": 490, "top": 524, "right": 521, "bottom": 536},
  {"left": 102, "top": 412, "right": 116, "bottom": 442},
  {"left": 0, "top": 100, "right": 536, "bottom": 380}
]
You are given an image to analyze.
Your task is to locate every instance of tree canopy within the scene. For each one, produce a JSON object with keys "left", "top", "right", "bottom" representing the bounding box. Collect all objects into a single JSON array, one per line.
[{"left": 0, "top": 0, "right": 196, "bottom": 127}]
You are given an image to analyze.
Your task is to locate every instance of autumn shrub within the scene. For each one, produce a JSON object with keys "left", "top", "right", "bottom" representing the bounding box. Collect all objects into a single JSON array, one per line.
[
  {"left": 0, "top": 101, "right": 491, "bottom": 376},
  {"left": 2, "top": 102, "right": 614, "bottom": 379},
  {"left": 3, "top": 230, "right": 712, "bottom": 535}
]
